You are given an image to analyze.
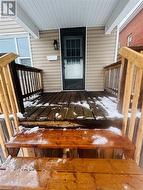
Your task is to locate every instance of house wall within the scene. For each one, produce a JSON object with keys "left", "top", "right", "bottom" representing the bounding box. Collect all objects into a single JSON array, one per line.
[
  {"left": 0, "top": 19, "right": 117, "bottom": 92},
  {"left": 30, "top": 30, "right": 62, "bottom": 92},
  {"left": 30, "top": 27, "right": 117, "bottom": 92},
  {"left": 0, "top": 19, "right": 26, "bottom": 35},
  {"left": 86, "top": 27, "right": 117, "bottom": 91},
  {"left": 119, "top": 9, "right": 143, "bottom": 47}
]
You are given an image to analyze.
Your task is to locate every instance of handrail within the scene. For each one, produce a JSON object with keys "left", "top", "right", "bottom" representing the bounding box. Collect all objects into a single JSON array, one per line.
[
  {"left": 104, "top": 61, "right": 121, "bottom": 96},
  {"left": 0, "top": 53, "right": 19, "bottom": 158},
  {"left": 119, "top": 47, "right": 143, "bottom": 166},
  {"left": 0, "top": 53, "right": 17, "bottom": 68},
  {"left": 104, "top": 61, "right": 121, "bottom": 70},
  {"left": 12, "top": 63, "right": 43, "bottom": 104},
  {"left": 120, "top": 47, "right": 143, "bottom": 69}
]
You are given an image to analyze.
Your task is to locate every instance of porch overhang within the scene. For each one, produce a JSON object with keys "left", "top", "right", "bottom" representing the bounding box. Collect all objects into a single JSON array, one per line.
[{"left": 15, "top": 0, "right": 142, "bottom": 38}]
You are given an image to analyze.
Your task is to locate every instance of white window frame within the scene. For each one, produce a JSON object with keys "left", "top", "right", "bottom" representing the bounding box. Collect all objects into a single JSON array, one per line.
[
  {"left": 0, "top": 34, "right": 33, "bottom": 66},
  {"left": 127, "top": 34, "right": 132, "bottom": 47}
]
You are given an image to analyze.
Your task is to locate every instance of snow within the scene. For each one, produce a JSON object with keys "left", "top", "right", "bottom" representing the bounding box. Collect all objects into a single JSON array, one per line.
[
  {"left": 77, "top": 116, "right": 84, "bottom": 119},
  {"left": 24, "top": 127, "right": 39, "bottom": 134},
  {"left": 63, "top": 128, "right": 67, "bottom": 131},
  {"left": 24, "top": 100, "right": 42, "bottom": 108},
  {"left": 96, "top": 116, "right": 104, "bottom": 120},
  {"left": 128, "top": 110, "right": 142, "bottom": 118},
  {"left": 71, "top": 101, "right": 90, "bottom": 109},
  {"left": 95, "top": 96, "right": 123, "bottom": 119},
  {"left": 17, "top": 112, "right": 25, "bottom": 119},
  {"left": 0, "top": 170, "right": 39, "bottom": 188},
  {"left": 107, "top": 127, "right": 122, "bottom": 135},
  {"left": 92, "top": 135, "right": 108, "bottom": 145},
  {"left": 55, "top": 113, "right": 62, "bottom": 119},
  {"left": 19, "top": 125, "right": 25, "bottom": 131},
  {"left": 9, "top": 136, "right": 16, "bottom": 143},
  {"left": 0, "top": 112, "right": 25, "bottom": 119},
  {"left": 26, "top": 138, "right": 48, "bottom": 144}
]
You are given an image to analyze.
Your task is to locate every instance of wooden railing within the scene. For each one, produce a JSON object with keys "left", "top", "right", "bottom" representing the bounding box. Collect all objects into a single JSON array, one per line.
[
  {"left": 10, "top": 62, "right": 43, "bottom": 113},
  {"left": 104, "top": 61, "right": 121, "bottom": 96},
  {"left": 15, "top": 64, "right": 43, "bottom": 98},
  {"left": 0, "top": 53, "right": 20, "bottom": 158},
  {"left": 119, "top": 47, "right": 143, "bottom": 166}
]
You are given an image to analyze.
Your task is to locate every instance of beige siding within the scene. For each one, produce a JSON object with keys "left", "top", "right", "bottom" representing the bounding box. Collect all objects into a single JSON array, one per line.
[
  {"left": 30, "top": 30, "right": 62, "bottom": 92},
  {"left": 0, "top": 19, "right": 26, "bottom": 35},
  {"left": 86, "top": 27, "right": 117, "bottom": 91},
  {"left": 30, "top": 27, "right": 116, "bottom": 92}
]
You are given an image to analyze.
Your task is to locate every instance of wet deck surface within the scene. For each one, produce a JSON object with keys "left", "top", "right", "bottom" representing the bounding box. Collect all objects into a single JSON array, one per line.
[
  {"left": 22, "top": 91, "right": 122, "bottom": 123},
  {"left": 6, "top": 128, "right": 134, "bottom": 159},
  {"left": 0, "top": 157, "right": 143, "bottom": 190}
]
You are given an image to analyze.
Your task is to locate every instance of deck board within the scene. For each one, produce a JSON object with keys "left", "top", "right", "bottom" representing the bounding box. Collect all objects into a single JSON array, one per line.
[
  {"left": 0, "top": 158, "right": 143, "bottom": 190},
  {"left": 5, "top": 128, "right": 134, "bottom": 158},
  {"left": 22, "top": 91, "right": 122, "bottom": 123}
]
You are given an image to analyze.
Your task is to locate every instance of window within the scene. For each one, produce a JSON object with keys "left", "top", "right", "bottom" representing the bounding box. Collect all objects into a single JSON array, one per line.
[
  {"left": 0, "top": 36, "right": 32, "bottom": 66},
  {"left": 127, "top": 34, "right": 132, "bottom": 47}
]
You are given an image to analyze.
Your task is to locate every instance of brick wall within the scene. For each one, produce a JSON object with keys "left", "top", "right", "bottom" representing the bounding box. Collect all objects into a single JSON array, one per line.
[{"left": 119, "top": 9, "right": 143, "bottom": 47}]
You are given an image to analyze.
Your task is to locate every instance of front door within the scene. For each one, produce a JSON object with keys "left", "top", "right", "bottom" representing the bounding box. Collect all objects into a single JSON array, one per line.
[{"left": 61, "top": 28, "right": 85, "bottom": 90}]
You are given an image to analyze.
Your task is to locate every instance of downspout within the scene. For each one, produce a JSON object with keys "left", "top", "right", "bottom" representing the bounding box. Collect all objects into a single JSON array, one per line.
[{"left": 114, "top": 26, "right": 119, "bottom": 62}]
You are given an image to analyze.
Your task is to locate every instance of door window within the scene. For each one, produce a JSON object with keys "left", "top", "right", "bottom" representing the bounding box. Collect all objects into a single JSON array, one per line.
[{"left": 64, "top": 37, "right": 83, "bottom": 79}]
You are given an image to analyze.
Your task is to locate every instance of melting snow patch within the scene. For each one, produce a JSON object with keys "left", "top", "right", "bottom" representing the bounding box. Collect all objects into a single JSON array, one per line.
[
  {"left": 55, "top": 113, "right": 62, "bottom": 119},
  {"left": 0, "top": 170, "right": 39, "bottom": 188},
  {"left": 96, "top": 116, "right": 104, "bottom": 120},
  {"left": 107, "top": 127, "right": 122, "bottom": 135},
  {"left": 20, "top": 161, "right": 35, "bottom": 171},
  {"left": 92, "top": 135, "right": 108, "bottom": 145},
  {"left": 71, "top": 101, "right": 90, "bottom": 109},
  {"left": 128, "top": 111, "right": 141, "bottom": 118},
  {"left": 26, "top": 138, "right": 48, "bottom": 144},
  {"left": 77, "top": 116, "right": 84, "bottom": 119},
  {"left": 95, "top": 96, "right": 123, "bottom": 119},
  {"left": 19, "top": 125, "right": 25, "bottom": 132},
  {"left": 9, "top": 136, "right": 16, "bottom": 143},
  {"left": 24, "top": 127, "right": 39, "bottom": 134},
  {"left": 63, "top": 128, "right": 67, "bottom": 131}
]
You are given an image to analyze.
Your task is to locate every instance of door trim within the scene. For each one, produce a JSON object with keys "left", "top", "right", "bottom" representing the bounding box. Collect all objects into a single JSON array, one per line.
[{"left": 60, "top": 27, "right": 86, "bottom": 90}]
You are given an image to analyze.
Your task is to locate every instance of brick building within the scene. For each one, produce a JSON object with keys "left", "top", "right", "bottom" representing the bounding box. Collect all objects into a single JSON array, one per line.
[{"left": 119, "top": 8, "right": 143, "bottom": 47}]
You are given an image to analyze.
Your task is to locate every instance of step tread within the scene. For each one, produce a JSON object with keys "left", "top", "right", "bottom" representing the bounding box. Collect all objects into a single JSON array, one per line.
[
  {"left": 6, "top": 128, "right": 134, "bottom": 151},
  {"left": 0, "top": 157, "right": 143, "bottom": 190}
]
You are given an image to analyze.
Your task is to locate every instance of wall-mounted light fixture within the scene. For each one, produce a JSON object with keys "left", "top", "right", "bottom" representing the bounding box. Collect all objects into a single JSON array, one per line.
[{"left": 53, "top": 40, "right": 59, "bottom": 50}]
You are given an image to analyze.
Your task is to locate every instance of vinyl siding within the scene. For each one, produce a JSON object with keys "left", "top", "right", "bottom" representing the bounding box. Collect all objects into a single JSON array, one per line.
[
  {"left": 30, "top": 27, "right": 116, "bottom": 92},
  {"left": 86, "top": 27, "right": 117, "bottom": 91},
  {"left": 30, "top": 30, "right": 62, "bottom": 92},
  {"left": 0, "top": 19, "right": 26, "bottom": 35}
]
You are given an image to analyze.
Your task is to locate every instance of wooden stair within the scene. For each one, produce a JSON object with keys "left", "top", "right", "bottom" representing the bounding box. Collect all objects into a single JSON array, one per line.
[
  {"left": 5, "top": 128, "right": 135, "bottom": 159},
  {"left": 0, "top": 157, "right": 143, "bottom": 190}
]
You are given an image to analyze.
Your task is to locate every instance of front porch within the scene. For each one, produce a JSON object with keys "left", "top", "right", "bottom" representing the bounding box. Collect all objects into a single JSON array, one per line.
[
  {"left": 0, "top": 0, "right": 143, "bottom": 188},
  {"left": 21, "top": 91, "right": 122, "bottom": 124}
]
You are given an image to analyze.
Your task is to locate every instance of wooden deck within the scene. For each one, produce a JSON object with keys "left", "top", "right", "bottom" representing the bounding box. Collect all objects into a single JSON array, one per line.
[
  {"left": 6, "top": 128, "right": 134, "bottom": 159},
  {"left": 20, "top": 91, "right": 122, "bottom": 127},
  {"left": 0, "top": 157, "right": 143, "bottom": 190}
]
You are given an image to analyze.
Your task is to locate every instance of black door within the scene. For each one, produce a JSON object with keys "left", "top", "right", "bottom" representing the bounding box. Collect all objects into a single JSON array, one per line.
[{"left": 61, "top": 28, "right": 86, "bottom": 90}]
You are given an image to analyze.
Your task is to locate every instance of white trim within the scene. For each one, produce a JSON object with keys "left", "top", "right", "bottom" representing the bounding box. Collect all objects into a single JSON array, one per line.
[
  {"left": 59, "top": 29, "right": 63, "bottom": 91},
  {"left": 28, "top": 33, "right": 33, "bottom": 67},
  {"left": 16, "top": 4, "right": 39, "bottom": 39},
  {"left": 114, "top": 27, "right": 119, "bottom": 62},
  {"left": 105, "top": 0, "right": 141, "bottom": 34},
  {"left": 85, "top": 26, "right": 88, "bottom": 91},
  {"left": 119, "top": 0, "right": 143, "bottom": 31}
]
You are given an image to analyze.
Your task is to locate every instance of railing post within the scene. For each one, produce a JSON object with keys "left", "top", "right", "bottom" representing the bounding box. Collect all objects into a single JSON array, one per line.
[
  {"left": 117, "top": 58, "right": 128, "bottom": 113},
  {"left": 9, "top": 61, "right": 25, "bottom": 113}
]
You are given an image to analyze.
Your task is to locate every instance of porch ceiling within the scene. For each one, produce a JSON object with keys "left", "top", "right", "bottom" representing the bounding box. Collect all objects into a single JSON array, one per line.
[{"left": 16, "top": 0, "right": 142, "bottom": 38}]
